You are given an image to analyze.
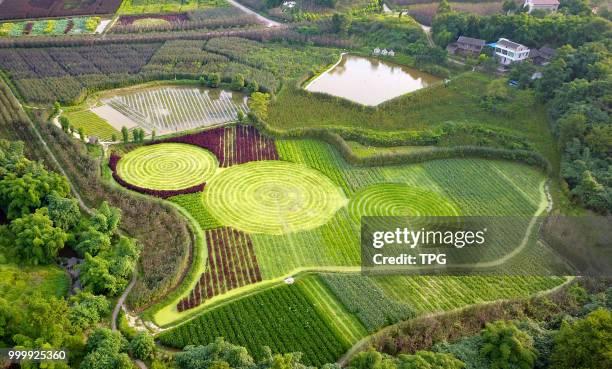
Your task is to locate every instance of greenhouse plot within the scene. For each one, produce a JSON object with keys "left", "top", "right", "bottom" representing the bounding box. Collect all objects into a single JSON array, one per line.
[{"left": 99, "top": 86, "right": 249, "bottom": 134}]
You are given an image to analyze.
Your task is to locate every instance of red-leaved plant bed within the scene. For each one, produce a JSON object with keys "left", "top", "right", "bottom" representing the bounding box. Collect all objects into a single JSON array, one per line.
[
  {"left": 158, "top": 125, "right": 279, "bottom": 167},
  {"left": 109, "top": 152, "right": 206, "bottom": 199},
  {"left": 177, "top": 227, "right": 262, "bottom": 312}
]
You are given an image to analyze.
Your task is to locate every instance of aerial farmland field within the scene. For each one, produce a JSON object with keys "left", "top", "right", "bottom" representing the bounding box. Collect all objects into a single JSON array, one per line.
[
  {"left": 0, "top": 3, "right": 609, "bottom": 369},
  {"left": 97, "top": 86, "right": 249, "bottom": 134}
]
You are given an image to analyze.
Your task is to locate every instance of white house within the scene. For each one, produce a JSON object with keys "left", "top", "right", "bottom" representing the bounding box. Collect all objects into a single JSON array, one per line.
[
  {"left": 381, "top": 49, "right": 388, "bottom": 56},
  {"left": 282, "top": 1, "right": 296, "bottom": 8},
  {"left": 373, "top": 47, "right": 381, "bottom": 55},
  {"left": 494, "top": 38, "right": 530, "bottom": 65},
  {"left": 388, "top": 50, "right": 395, "bottom": 56},
  {"left": 524, "top": 0, "right": 559, "bottom": 13}
]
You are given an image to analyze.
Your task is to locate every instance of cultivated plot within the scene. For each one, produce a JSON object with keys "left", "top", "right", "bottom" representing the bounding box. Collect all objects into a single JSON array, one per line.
[{"left": 99, "top": 86, "right": 249, "bottom": 134}]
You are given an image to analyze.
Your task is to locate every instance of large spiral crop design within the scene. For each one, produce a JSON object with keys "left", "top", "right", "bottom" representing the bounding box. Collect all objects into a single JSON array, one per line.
[
  {"left": 349, "top": 183, "right": 461, "bottom": 228},
  {"left": 116, "top": 143, "right": 218, "bottom": 191},
  {"left": 204, "top": 161, "right": 347, "bottom": 235}
]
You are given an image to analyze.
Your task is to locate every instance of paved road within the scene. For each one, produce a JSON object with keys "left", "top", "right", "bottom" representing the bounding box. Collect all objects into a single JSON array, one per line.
[{"left": 227, "top": 0, "right": 282, "bottom": 28}]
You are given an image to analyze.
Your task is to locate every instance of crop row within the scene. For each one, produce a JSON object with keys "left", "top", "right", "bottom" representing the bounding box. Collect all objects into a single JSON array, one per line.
[
  {"left": 178, "top": 227, "right": 262, "bottom": 311},
  {"left": 320, "top": 273, "right": 415, "bottom": 332},
  {"left": 204, "top": 37, "right": 339, "bottom": 79},
  {"left": 159, "top": 284, "right": 350, "bottom": 366},
  {"left": 159, "top": 125, "right": 278, "bottom": 167},
  {"left": 373, "top": 275, "right": 566, "bottom": 314},
  {"left": 0, "top": 0, "right": 120, "bottom": 21},
  {"left": 112, "top": 8, "right": 261, "bottom": 34}
]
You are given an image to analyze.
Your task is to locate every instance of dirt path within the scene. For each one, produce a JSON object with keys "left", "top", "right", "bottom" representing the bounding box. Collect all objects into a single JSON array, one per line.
[
  {"left": 111, "top": 272, "right": 137, "bottom": 331},
  {"left": 226, "top": 0, "right": 282, "bottom": 28},
  {"left": 418, "top": 22, "right": 434, "bottom": 47}
]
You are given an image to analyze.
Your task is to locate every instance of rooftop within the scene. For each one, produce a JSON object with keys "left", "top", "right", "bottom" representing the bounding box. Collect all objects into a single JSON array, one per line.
[
  {"left": 529, "top": 0, "right": 560, "bottom": 5},
  {"left": 457, "top": 36, "right": 486, "bottom": 47},
  {"left": 496, "top": 38, "right": 528, "bottom": 51}
]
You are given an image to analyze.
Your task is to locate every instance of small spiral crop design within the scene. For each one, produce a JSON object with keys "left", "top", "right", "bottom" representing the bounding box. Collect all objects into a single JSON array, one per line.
[
  {"left": 116, "top": 143, "right": 218, "bottom": 191},
  {"left": 348, "top": 183, "right": 461, "bottom": 229}
]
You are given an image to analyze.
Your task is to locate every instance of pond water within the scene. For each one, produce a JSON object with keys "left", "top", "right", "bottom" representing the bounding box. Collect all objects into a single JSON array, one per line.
[{"left": 305, "top": 54, "right": 440, "bottom": 106}]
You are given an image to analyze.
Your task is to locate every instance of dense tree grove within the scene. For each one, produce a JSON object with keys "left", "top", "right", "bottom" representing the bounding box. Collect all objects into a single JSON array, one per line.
[
  {"left": 534, "top": 42, "right": 611, "bottom": 212},
  {"left": 432, "top": 11, "right": 610, "bottom": 48},
  {"left": 0, "top": 138, "right": 142, "bottom": 367}
]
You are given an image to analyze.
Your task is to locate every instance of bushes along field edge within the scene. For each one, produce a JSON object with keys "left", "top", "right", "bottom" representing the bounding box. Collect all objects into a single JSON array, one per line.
[{"left": 249, "top": 113, "right": 552, "bottom": 175}]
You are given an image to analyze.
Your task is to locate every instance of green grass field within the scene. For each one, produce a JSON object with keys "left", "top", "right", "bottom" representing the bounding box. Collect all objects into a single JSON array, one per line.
[
  {"left": 118, "top": 0, "right": 228, "bottom": 14},
  {"left": 0, "top": 264, "right": 70, "bottom": 301},
  {"left": 373, "top": 275, "right": 566, "bottom": 313},
  {"left": 268, "top": 73, "right": 559, "bottom": 167},
  {"left": 63, "top": 110, "right": 120, "bottom": 141},
  {"left": 117, "top": 143, "right": 218, "bottom": 190}
]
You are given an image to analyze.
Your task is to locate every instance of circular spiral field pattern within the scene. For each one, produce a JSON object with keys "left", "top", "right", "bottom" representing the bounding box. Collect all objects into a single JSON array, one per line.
[
  {"left": 349, "top": 183, "right": 461, "bottom": 228},
  {"left": 116, "top": 143, "right": 218, "bottom": 191},
  {"left": 204, "top": 161, "right": 346, "bottom": 234}
]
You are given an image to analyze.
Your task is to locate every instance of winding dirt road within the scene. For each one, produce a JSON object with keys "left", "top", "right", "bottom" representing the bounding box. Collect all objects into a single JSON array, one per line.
[{"left": 227, "top": 0, "right": 282, "bottom": 28}]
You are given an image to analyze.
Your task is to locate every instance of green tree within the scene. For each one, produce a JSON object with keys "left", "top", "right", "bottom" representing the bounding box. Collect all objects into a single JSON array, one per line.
[
  {"left": 248, "top": 92, "right": 270, "bottom": 121},
  {"left": 397, "top": 351, "right": 464, "bottom": 369},
  {"left": 208, "top": 73, "right": 221, "bottom": 88},
  {"left": 348, "top": 350, "right": 383, "bottom": 369},
  {"left": 502, "top": 0, "right": 518, "bottom": 13},
  {"left": 46, "top": 191, "right": 80, "bottom": 231},
  {"left": 3, "top": 208, "right": 67, "bottom": 265},
  {"left": 90, "top": 201, "right": 121, "bottom": 235},
  {"left": 78, "top": 127, "right": 86, "bottom": 142},
  {"left": 246, "top": 80, "right": 259, "bottom": 94},
  {"left": 480, "top": 321, "right": 536, "bottom": 369},
  {"left": 174, "top": 338, "right": 255, "bottom": 369},
  {"left": 59, "top": 116, "right": 70, "bottom": 132},
  {"left": 151, "top": 129, "right": 156, "bottom": 142},
  {"left": 68, "top": 292, "right": 110, "bottom": 330},
  {"left": 74, "top": 228, "right": 111, "bottom": 257},
  {"left": 0, "top": 162, "right": 69, "bottom": 219},
  {"left": 79, "top": 253, "right": 121, "bottom": 295},
  {"left": 552, "top": 308, "right": 612, "bottom": 368},
  {"left": 437, "top": 0, "right": 451, "bottom": 14},
  {"left": 81, "top": 328, "right": 131, "bottom": 369},
  {"left": 559, "top": 0, "right": 591, "bottom": 15},
  {"left": 231, "top": 74, "right": 245, "bottom": 91},
  {"left": 331, "top": 14, "right": 351, "bottom": 34},
  {"left": 121, "top": 126, "right": 129, "bottom": 144},
  {"left": 130, "top": 332, "right": 155, "bottom": 360}
]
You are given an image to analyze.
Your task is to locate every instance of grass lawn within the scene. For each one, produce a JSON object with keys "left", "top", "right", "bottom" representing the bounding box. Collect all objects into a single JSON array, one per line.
[
  {"left": 268, "top": 72, "right": 560, "bottom": 169},
  {"left": 0, "top": 263, "right": 70, "bottom": 301},
  {"left": 63, "top": 110, "right": 120, "bottom": 141},
  {"left": 118, "top": 0, "right": 228, "bottom": 14}
]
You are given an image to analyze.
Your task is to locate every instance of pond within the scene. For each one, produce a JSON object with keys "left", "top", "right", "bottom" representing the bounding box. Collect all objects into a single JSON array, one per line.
[{"left": 304, "top": 54, "right": 440, "bottom": 106}]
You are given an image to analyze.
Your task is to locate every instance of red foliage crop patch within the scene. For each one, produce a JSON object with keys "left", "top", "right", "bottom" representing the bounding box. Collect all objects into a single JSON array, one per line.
[
  {"left": 159, "top": 125, "right": 279, "bottom": 167},
  {"left": 178, "top": 227, "right": 262, "bottom": 312},
  {"left": 0, "top": 0, "right": 122, "bottom": 21},
  {"left": 117, "top": 13, "right": 189, "bottom": 26}
]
